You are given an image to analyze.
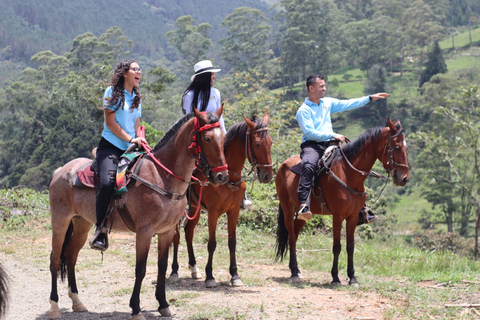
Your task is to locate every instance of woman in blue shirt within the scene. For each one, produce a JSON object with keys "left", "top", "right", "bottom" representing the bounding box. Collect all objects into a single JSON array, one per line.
[{"left": 90, "top": 59, "right": 147, "bottom": 251}]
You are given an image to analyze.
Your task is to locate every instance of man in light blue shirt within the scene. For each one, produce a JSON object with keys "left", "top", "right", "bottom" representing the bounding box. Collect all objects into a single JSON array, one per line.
[{"left": 296, "top": 75, "right": 389, "bottom": 222}]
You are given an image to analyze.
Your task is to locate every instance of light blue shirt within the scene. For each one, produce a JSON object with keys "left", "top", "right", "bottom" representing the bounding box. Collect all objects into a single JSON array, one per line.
[
  {"left": 101, "top": 86, "right": 141, "bottom": 150},
  {"left": 296, "top": 96, "right": 370, "bottom": 143}
]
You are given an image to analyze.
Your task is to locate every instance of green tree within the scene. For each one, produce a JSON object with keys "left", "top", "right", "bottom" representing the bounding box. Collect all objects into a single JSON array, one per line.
[
  {"left": 220, "top": 7, "right": 272, "bottom": 73},
  {"left": 419, "top": 41, "right": 447, "bottom": 87}
]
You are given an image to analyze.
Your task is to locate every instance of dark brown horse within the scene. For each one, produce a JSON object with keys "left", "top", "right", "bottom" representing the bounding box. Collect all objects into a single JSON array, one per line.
[
  {"left": 275, "top": 119, "right": 409, "bottom": 285},
  {"left": 48, "top": 108, "right": 228, "bottom": 320},
  {"left": 0, "top": 263, "right": 8, "bottom": 319},
  {"left": 170, "top": 114, "right": 273, "bottom": 287}
]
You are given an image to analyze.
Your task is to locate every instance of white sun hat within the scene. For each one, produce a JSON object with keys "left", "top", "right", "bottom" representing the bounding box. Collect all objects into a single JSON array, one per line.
[{"left": 191, "top": 60, "right": 221, "bottom": 81}]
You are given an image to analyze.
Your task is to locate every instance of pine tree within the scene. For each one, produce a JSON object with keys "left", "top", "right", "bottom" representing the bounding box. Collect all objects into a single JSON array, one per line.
[{"left": 420, "top": 41, "right": 448, "bottom": 87}]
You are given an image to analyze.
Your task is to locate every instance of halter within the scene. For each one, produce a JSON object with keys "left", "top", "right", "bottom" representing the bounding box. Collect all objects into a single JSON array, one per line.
[
  {"left": 245, "top": 126, "right": 273, "bottom": 176},
  {"left": 189, "top": 115, "right": 228, "bottom": 180}
]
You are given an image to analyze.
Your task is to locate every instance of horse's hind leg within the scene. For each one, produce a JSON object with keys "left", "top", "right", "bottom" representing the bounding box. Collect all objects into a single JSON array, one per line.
[
  {"left": 169, "top": 224, "right": 180, "bottom": 281},
  {"left": 227, "top": 209, "right": 242, "bottom": 287},
  {"left": 65, "top": 217, "right": 92, "bottom": 312},
  {"left": 184, "top": 207, "right": 202, "bottom": 279},
  {"left": 345, "top": 220, "right": 358, "bottom": 286},
  {"left": 331, "top": 218, "right": 343, "bottom": 286},
  {"left": 156, "top": 229, "right": 176, "bottom": 317}
]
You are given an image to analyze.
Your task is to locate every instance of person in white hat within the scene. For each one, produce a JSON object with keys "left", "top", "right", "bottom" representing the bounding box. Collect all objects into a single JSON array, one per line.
[{"left": 182, "top": 60, "right": 226, "bottom": 133}]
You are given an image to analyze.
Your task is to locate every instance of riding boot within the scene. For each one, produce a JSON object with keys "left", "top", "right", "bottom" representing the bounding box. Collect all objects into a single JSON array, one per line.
[
  {"left": 357, "top": 206, "right": 377, "bottom": 226},
  {"left": 89, "top": 226, "right": 109, "bottom": 251}
]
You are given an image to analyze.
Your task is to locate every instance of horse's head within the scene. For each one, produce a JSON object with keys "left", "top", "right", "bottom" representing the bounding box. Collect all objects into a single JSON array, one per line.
[
  {"left": 244, "top": 114, "right": 274, "bottom": 183},
  {"left": 381, "top": 118, "right": 410, "bottom": 186},
  {"left": 192, "top": 106, "right": 228, "bottom": 185}
]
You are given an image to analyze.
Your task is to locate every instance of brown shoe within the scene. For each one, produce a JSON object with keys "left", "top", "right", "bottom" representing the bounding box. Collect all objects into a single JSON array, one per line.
[{"left": 298, "top": 204, "right": 312, "bottom": 221}]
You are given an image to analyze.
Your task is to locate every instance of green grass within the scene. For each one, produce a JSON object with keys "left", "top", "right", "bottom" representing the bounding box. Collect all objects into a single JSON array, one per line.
[{"left": 439, "top": 26, "right": 480, "bottom": 50}]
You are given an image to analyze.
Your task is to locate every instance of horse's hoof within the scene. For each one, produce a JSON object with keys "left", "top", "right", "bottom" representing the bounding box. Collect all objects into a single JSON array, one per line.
[
  {"left": 49, "top": 310, "right": 62, "bottom": 320},
  {"left": 72, "top": 302, "right": 88, "bottom": 312},
  {"left": 49, "top": 300, "right": 62, "bottom": 319},
  {"left": 130, "top": 312, "right": 146, "bottom": 320},
  {"left": 231, "top": 278, "right": 243, "bottom": 287},
  {"left": 205, "top": 279, "right": 218, "bottom": 288},
  {"left": 350, "top": 282, "right": 359, "bottom": 288},
  {"left": 297, "top": 272, "right": 304, "bottom": 279},
  {"left": 290, "top": 276, "right": 302, "bottom": 283},
  {"left": 331, "top": 281, "right": 341, "bottom": 287},
  {"left": 169, "top": 273, "right": 179, "bottom": 282},
  {"left": 189, "top": 265, "right": 202, "bottom": 279},
  {"left": 159, "top": 307, "right": 172, "bottom": 317}
]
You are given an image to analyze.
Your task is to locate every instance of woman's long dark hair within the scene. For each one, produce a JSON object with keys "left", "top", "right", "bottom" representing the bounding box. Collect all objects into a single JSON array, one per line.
[
  {"left": 107, "top": 59, "right": 142, "bottom": 112},
  {"left": 182, "top": 72, "right": 212, "bottom": 113}
]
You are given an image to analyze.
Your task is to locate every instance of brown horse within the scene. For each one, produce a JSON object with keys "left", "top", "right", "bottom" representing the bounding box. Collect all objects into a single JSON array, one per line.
[
  {"left": 48, "top": 108, "right": 228, "bottom": 320},
  {"left": 275, "top": 119, "right": 409, "bottom": 285},
  {"left": 170, "top": 114, "right": 273, "bottom": 287}
]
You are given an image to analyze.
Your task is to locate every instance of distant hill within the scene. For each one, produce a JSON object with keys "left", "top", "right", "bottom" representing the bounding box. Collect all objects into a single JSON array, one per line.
[{"left": 0, "top": 0, "right": 271, "bottom": 65}]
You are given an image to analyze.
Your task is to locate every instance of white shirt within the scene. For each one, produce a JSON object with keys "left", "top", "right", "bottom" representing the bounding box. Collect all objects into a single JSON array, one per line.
[{"left": 182, "top": 87, "right": 226, "bottom": 133}]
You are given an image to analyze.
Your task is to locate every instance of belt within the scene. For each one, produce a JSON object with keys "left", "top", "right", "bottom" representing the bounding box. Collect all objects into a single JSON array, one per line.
[{"left": 319, "top": 140, "right": 338, "bottom": 147}]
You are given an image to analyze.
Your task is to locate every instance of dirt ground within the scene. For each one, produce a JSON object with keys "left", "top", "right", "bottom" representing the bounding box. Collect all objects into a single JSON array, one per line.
[{"left": 1, "top": 231, "right": 395, "bottom": 320}]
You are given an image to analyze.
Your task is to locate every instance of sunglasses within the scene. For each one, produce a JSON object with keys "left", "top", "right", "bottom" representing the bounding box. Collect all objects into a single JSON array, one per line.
[{"left": 129, "top": 67, "right": 142, "bottom": 73}]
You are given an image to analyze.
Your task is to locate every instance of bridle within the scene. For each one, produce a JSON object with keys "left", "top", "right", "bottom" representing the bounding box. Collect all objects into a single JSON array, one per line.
[
  {"left": 383, "top": 127, "right": 409, "bottom": 176},
  {"left": 189, "top": 115, "right": 228, "bottom": 180},
  {"left": 244, "top": 126, "right": 273, "bottom": 176}
]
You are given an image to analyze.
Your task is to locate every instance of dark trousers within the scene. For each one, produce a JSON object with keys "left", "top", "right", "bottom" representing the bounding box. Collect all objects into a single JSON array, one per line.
[
  {"left": 95, "top": 137, "right": 124, "bottom": 228},
  {"left": 297, "top": 141, "right": 328, "bottom": 204}
]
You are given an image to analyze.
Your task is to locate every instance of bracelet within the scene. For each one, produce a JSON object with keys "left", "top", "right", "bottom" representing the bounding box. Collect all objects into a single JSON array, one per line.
[{"left": 129, "top": 137, "right": 133, "bottom": 143}]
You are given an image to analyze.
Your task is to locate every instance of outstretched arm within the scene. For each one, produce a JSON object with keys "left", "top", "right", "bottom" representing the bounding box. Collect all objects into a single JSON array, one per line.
[{"left": 369, "top": 93, "right": 389, "bottom": 100}]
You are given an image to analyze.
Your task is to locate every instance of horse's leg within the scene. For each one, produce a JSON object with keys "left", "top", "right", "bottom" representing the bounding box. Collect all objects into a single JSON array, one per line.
[
  {"left": 226, "top": 209, "right": 242, "bottom": 287},
  {"left": 155, "top": 229, "right": 176, "bottom": 317},
  {"left": 184, "top": 207, "right": 202, "bottom": 279},
  {"left": 345, "top": 219, "right": 358, "bottom": 286},
  {"left": 129, "top": 228, "right": 154, "bottom": 319},
  {"left": 204, "top": 211, "right": 219, "bottom": 288},
  {"left": 64, "top": 217, "right": 91, "bottom": 313},
  {"left": 331, "top": 216, "right": 343, "bottom": 286},
  {"left": 49, "top": 210, "right": 75, "bottom": 319},
  {"left": 170, "top": 224, "right": 180, "bottom": 281},
  {"left": 288, "top": 218, "right": 306, "bottom": 282}
]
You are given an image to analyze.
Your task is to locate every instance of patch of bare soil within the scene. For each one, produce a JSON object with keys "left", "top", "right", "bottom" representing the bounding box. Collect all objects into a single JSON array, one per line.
[{"left": 2, "top": 232, "right": 394, "bottom": 320}]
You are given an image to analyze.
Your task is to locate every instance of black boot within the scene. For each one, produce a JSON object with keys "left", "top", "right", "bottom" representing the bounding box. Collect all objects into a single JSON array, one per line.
[
  {"left": 89, "top": 226, "right": 109, "bottom": 251},
  {"left": 357, "top": 207, "right": 377, "bottom": 226}
]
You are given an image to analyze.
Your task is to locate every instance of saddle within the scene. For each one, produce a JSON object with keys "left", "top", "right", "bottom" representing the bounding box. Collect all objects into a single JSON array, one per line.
[{"left": 291, "top": 145, "right": 338, "bottom": 215}]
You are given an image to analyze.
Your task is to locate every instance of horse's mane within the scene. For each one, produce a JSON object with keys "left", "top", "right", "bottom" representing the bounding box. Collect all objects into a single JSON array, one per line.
[
  {"left": 225, "top": 116, "right": 267, "bottom": 150},
  {"left": 152, "top": 112, "right": 221, "bottom": 152},
  {"left": 336, "top": 121, "right": 403, "bottom": 162},
  {"left": 336, "top": 126, "right": 384, "bottom": 162}
]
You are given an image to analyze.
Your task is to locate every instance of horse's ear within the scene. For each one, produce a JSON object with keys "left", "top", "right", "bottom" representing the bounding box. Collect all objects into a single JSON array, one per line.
[
  {"left": 215, "top": 103, "right": 224, "bottom": 120},
  {"left": 262, "top": 113, "right": 270, "bottom": 126},
  {"left": 194, "top": 107, "right": 208, "bottom": 125},
  {"left": 244, "top": 116, "right": 256, "bottom": 130},
  {"left": 386, "top": 117, "right": 397, "bottom": 134}
]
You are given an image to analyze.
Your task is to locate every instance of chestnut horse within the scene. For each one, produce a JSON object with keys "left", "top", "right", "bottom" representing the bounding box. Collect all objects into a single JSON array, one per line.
[
  {"left": 48, "top": 108, "right": 228, "bottom": 319},
  {"left": 275, "top": 119, "right": 409, "bottom": 285},
  {"left": 170, "top": 114, "right": 273, "bottom": 287}
]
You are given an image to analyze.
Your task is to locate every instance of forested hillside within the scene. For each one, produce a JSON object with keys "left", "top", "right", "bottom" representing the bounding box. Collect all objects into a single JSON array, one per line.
[{"left": 1, "top": 0, "right": 480, "bottom": 243}]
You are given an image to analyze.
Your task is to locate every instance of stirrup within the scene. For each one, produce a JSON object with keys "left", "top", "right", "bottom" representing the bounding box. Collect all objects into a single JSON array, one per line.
[{"left": 89, "top": 227, "right": 109, "bottom": 251}]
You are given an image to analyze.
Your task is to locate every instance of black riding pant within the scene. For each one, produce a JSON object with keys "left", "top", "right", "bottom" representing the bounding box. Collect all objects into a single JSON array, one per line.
[
  {"left": 297, "top": 141, "right": 328, "bottom": 204},
  {"left": 95, "top": 137, "right": 124, "bottom": 228}
]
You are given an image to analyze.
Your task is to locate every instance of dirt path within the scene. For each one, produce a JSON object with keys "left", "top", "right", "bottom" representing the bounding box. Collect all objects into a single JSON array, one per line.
[{"left": 2, "top": 232, "right": 394, "bottom": 320}]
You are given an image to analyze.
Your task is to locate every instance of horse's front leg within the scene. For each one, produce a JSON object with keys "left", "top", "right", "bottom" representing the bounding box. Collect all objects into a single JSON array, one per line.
[
  {"left": 205, "top": 212, "right": 219, "bottom": 288},
  {"left": 129, "top": 228, "right": 154, "bottom": 319},
  {"left": 156, "top": 229, "right": 176, "bottom": 317},
  {"left": 331, "top": 218, "right": 342, "bottom": 286},
  {"left": 345, "top": 219, "right": 358, "bottom": 286},
  {"left": 227, "top": 209, "right": 242, "bottom": 287},
  {"left": 289, "top": 219, "right": 305, "bottom": 282}
]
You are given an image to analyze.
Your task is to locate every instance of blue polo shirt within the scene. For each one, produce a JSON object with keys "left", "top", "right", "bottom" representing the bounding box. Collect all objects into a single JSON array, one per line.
[
  {"left": 296, "top": 96, "right": 370, "bottom": 143},
  {"left": 101, "top": 86, "right": 141, "bottom": 150}
]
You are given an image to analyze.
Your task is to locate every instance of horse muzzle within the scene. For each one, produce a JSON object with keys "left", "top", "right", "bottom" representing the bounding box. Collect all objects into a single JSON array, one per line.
[
  {"left": 392, "top": 170, "right": 409, "bottom": 186},
  {"left": 209, "top": 170, "right": 228, "bottom": 186},
  {"left": 257, "top": 167, "right": 273, "bottom": 184}
]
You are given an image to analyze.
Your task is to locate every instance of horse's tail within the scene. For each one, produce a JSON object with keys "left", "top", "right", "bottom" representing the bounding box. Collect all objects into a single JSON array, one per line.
[
  {"left": 0, "top": 263, "right": 9, "bottom": 318},
  {"left": 59, "top": 222, "right": 74, "bottom": 281},
  {"left": 275, "top": 203, "right": 289, "bottom": 262}
]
